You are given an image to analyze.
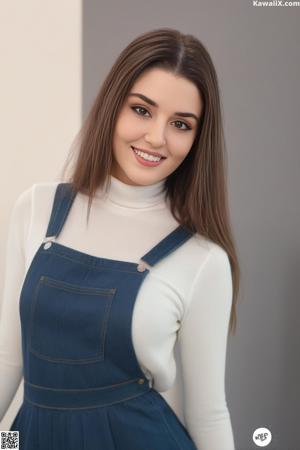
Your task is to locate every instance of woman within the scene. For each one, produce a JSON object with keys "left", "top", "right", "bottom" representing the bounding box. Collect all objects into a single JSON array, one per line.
[{"left": 0, "top": 28, "right": 239, "bottom": 449}]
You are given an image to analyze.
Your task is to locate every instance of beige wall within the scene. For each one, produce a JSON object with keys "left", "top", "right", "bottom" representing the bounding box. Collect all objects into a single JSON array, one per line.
[{"left": 0, "top": 1, "right": 81, "bottom": 430}]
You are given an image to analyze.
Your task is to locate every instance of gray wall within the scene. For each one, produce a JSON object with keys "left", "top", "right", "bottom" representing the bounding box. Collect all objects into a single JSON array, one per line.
[{"left": 83, "top": 2, "right": 300, "bottom": 449}]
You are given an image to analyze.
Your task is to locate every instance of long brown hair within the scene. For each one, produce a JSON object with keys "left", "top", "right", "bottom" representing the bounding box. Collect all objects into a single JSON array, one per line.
[{"left": 60, "top": 27, "right": 240, "bottom": 336}]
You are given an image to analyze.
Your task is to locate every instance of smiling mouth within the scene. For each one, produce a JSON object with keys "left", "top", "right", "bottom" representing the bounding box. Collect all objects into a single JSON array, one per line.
[{"left": 131, "top": 146, "right": 167, "bottom": 160}]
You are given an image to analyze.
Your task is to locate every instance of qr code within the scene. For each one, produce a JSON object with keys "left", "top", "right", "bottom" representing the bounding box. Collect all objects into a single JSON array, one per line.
[{"left": 1, "top": 431, "right": 19, "bottom": 449}]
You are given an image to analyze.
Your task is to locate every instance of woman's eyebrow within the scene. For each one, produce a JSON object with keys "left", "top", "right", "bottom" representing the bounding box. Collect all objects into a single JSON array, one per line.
[{"left": 128, "top": 92, "right": 199, "bottom": 122}]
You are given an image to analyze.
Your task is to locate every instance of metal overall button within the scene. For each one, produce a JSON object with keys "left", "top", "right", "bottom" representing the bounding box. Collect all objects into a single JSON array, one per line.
[
  {"left": 137, "top": 261, "right": 146, "bottom": 272},
  {"left": 43, "top": 236, "right": 55, "bottom": 250},
  {"left": 137, "top": 378, "right": 145, "bottom": 384}
]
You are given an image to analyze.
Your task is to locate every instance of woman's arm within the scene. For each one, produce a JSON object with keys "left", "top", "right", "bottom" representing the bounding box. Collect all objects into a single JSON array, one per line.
[
  {"left": 177, "top": 245, "right": 235, "bottom": 450},
  {"left": 0, "top": 187, "right": 32, "bottom": 422}
]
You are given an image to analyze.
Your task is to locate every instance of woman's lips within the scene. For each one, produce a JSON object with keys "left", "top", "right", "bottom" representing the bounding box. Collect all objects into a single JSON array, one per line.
[
  {"left": 132, "top": 146, "right": 166, "bottom": 158},
  {"left": 131, "top": 146, "right": 166, "bottom": 167}
]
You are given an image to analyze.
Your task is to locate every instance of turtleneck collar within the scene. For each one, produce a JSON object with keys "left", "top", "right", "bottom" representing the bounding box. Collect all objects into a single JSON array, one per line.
[{"left": 94, "top": 175, "right": 167, "bottom": 209}]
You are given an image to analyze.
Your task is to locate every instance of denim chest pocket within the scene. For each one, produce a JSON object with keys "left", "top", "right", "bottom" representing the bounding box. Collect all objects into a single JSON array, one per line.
[{"left": 29, "top": 276, "right": 117, "bottom": 364}]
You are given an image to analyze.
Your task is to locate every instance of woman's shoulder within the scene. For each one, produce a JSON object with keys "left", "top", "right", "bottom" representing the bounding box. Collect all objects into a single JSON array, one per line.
[
  {"left": 182, "top": 232, "right": 231, "bottom": 281},
  {"left": 11, "top": 181, "right": 61, "bottom": 230},
  {"left": 6, "top": 182, "right": 61, "bottom": 255},
  {"left": 13, "top": 181, "right": 61, "bottom": 210},
  {"left": 183, "top": 232, "right": 230, "bottom": 269},
  {"left": 153, "top": 231, "right": 231, "bottom": 295}
]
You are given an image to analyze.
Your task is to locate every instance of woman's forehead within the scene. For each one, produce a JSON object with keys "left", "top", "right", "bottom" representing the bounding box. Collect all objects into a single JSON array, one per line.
[{"left": 129, "top": 68, "right": 202, "bottom": 115}]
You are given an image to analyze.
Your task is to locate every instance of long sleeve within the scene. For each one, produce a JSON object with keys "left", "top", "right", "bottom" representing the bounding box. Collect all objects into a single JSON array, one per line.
[
  {"left": 177, "top": 246, "right": 235, "bottom": 450},
  {"left": 0, "top": 180, "right": 235, "bottom": 447},
  {"left": 0, "top": 188, "right": 31, "bottom": 422}
]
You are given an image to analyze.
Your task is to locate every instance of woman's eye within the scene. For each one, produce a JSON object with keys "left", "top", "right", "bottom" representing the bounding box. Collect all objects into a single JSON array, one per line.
[
  {"left": 130, "top": 106, "right": 192, "bottom": 131},
  {"left": 131, "top": 106, "right": 150, "bottom": 116},
  {"left": 173, "top": 120, "right": 192, "bottom": 131}
]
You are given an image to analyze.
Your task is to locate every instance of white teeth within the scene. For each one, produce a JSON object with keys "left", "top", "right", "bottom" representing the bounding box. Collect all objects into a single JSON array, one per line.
[{"left": 133, "top": 148, "right": 162, "bottom": 162}]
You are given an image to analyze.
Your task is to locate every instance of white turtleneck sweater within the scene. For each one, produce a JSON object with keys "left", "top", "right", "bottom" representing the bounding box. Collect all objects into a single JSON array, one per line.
[{"left": 0, "top": 175, "right": 235, "bottom": 450}]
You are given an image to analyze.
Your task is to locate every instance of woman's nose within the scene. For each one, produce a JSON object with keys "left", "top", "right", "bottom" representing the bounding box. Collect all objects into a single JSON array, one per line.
[{"left": 144, "top": 123, "right": 167, "bottom": 147}]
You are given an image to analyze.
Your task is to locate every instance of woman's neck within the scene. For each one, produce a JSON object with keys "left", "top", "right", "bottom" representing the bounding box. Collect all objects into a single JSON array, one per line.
[{"left": 94, "top": 175, "right": 167, "bottom": 209}]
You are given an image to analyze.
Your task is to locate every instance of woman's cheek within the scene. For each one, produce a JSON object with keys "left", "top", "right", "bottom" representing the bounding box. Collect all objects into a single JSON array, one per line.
[
  {"left": 124, "top": 116, "right": 147, "bottom": 137},
  {"left": 169, "top": 137, "right": 192, "bottom": 161}
]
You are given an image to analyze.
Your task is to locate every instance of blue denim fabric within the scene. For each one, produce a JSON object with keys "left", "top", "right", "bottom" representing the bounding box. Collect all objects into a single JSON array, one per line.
[{"left": 10, "top": 182, "right": 198, "bottom": 450}]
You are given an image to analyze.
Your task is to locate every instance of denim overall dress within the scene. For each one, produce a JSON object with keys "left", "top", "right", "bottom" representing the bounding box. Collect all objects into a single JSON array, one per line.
[{"left": 10, "top": 182, "right": 198, "bottom": 450}]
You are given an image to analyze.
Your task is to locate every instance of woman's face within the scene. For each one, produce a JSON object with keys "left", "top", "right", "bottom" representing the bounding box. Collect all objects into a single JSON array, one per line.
[{"left": 111, "top": 67, "right": 202, "bottom": 186}]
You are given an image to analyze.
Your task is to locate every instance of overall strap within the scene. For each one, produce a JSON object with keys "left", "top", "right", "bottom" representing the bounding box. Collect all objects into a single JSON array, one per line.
[
  {"left": 140, "top": 225, "right": 195, "bottom": 267},
  {"left": 45, "top": 183, "right": 77, "bottom": 239}
]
